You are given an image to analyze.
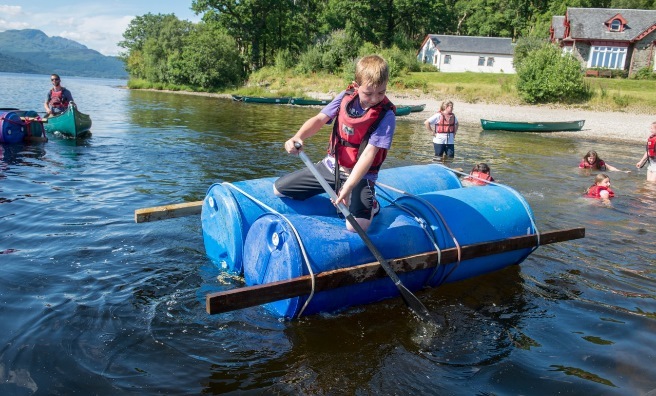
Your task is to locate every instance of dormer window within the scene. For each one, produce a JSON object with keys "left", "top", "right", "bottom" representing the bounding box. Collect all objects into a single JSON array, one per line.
[
  {"left": 605, "top": 14, "right": 627, "bottom": 32},
  {"left": 610, "top": 19, "right": 622, "bottom": 32}
]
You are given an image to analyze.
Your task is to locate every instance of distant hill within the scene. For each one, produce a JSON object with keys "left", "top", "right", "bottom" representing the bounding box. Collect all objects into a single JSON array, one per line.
[{"left": 0, "top": 29, "right": 128, "bottom": 79}]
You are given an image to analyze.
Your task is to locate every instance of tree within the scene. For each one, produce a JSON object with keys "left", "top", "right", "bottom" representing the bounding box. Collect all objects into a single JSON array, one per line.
[
  {"left": 516, "top": 43, "right": 590, "bottom": 103},
  {"left": 175, "top": 23, "right": 245, "bottom": 89},
  {"left": 119, "top": 13, "right": 194, "bottom": 83}
]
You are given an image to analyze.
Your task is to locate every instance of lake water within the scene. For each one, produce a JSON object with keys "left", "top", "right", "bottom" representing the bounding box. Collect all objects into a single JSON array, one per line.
[{"left": 1, "top": 72, "right": 655, "bottom": 395}]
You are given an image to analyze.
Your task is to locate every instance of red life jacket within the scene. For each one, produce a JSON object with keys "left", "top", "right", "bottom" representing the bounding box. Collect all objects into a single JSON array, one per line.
[
  {"left": 586, "top": 185, "right": 615, "bottom": 199},
  {"left": 49, "top": 88, "right": 70, "bottom": 110},
  {"left": 647, "top": 134, "right": 656, "bottom": 158},
  {"left": 579, "top": 159, "right": 606, "bottom": 170},
  {"left": 330, "top": 90, "right": 394, "bottom": 173},
  {"left": 466, "top": 171, "right": 494, "bottom": 186},
  {"left": 435, "top": 112, "right": 456, "bottom": 134}
]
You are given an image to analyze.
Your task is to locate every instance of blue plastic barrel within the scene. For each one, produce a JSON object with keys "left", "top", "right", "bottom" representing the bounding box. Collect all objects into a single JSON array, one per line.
[
  {"left": 14, "top": 110, "right": 46, "bottom": 140},
  {"left": 0, "top": 111, "right": 25, "bottom": 144},
  {"left": 394, "top": 185, "right": 537, "bottom": 287},
  {"left": 201, "top": 164, "right": 461, "bottom": 274},
  {"left": 241, "top": 185, "right": 537, "bottom": 318}
]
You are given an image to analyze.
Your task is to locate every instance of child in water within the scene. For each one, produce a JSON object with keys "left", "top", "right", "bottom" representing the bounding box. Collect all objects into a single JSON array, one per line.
[
  {"left": 585, "top": 173, "right": 615, "bottom": 200},
  {"left": 463, "top": 163, "right": 494, "bottom": 186},
  {"left": 579, "top": 150, "right": 625, "bottom": 172}
]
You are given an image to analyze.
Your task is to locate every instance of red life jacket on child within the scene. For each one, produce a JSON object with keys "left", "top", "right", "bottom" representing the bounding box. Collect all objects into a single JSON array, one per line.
[
  {"left": 465, "top": 171, "right": 494, "bottom": 186},
  {"left": 579, "top": 159, "right": 606, "bottom": 170},
  {"left": 586, "top": 185, "right": 615, "bottom": 199},
  {"left": 435, "top": 112, "right": 456, "bottom": 134},
  {"left": 647, "top": 134, "right": 656, "bottom": 158},
  {"left": 49, "top": 89, "right": 70, "bottom": 111},
  {"left": 330, "top": 90, "right": 394, "bottom": 173}
]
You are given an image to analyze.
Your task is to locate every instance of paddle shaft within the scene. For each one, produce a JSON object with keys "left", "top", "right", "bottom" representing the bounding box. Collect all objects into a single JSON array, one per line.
[{"left": 294, "top": 143, "right": 432, "bottom": 322}]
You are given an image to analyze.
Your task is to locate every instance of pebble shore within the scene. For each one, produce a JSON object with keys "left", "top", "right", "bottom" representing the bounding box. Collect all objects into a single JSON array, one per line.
[{"left": 386, "top": 94, "right": 654, "bottom": 144}]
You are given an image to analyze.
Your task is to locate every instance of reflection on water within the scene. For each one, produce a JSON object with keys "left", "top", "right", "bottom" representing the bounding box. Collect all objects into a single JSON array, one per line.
[{"left": 1, "top": 72, "right": 655, "bottom": 394}]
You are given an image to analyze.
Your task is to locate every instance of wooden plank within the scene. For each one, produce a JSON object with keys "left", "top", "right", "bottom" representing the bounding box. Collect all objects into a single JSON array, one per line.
[
  {"left": 134, "top": 201, "right": 203, "bottom": 223},
  {"left": 206, "top": 227, "right": 585, "bottom": 315}
]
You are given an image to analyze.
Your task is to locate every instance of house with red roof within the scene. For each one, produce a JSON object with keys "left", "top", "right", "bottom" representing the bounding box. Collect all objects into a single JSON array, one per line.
[{"left": 550, "top": 8, "right": 656, "bottom": 76}]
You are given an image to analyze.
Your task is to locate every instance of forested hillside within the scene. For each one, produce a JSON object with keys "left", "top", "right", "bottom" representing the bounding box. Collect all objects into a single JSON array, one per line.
[
  {"left": 0, "top": 29, "right": 128, "bottom": 78},
  {"left": 118, "top": 0, "right": 656, "bottom": 90}
]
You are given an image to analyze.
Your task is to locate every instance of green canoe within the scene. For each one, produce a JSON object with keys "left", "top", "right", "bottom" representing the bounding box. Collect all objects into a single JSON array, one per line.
[
  {"left": 480, "top": 119, "right": 585, "bottom": 132},
  {"left": 395, "top": 106, "right": 412, "bottom": 116},
  {"left": 44, "top": 105, "right": 92, "bottom": 138},
  {"left": 289, "top": 98, "right": 332, "bottom": 106},
  {"left": 231, "top": 95, "right": 292, "bottom": 104},
  {"left": 397, "top": 104, "right": 426, "bottom": 112}
]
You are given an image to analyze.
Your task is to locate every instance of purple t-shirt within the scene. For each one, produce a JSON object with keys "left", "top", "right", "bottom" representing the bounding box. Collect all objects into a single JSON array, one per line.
[{"left": 320, "top": 90, "right": 396, "bottom": 150}]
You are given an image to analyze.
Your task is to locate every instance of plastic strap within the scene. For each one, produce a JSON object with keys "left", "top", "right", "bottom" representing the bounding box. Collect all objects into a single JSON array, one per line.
[{"left": 222, "top": 182, "right": 317, "bottom": 318}]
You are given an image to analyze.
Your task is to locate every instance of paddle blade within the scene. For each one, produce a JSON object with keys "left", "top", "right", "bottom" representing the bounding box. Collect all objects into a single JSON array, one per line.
[{"left": 397, "top": 283, "right": 433, "bottom": 323}]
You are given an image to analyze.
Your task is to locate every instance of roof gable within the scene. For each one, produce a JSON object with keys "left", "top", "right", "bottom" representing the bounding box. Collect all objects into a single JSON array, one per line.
[{"left": 425, "top": 35, "right": 514, "bottom": 55}]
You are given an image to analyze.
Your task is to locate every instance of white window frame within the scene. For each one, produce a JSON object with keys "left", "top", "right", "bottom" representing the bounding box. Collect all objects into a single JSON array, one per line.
[
  {"left": 444, "top": 54, "right": 451, "bottom": 65},
  {"left": 588, "top": 46, "right": 627, "bottom": 70},
  {"left": 610, "top": 19, "right": 621, "bottom": 32},
  {"left": 486, "top": 57, "right": 494, "bottom": 67},
  {"left": 478, "top": 56, "right": 485, "bottom": 66}
]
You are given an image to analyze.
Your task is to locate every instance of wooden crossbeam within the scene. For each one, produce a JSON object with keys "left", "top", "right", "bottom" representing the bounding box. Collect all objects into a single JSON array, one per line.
[
  {"left": 206, "top": 227, "right": 585, "bottom": 315},
  {"left": 134, "top": 201, "right": 203, "bottom": 223}
]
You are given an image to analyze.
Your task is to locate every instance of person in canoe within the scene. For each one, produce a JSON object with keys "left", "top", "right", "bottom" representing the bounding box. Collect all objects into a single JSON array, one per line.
[
  {"left": 463, "top": 163, "right": 495, "bottom": 186},
  {"left": 585, "top": 173, "right": 615, "bottom": 201},
  {"left": 579, "top": 150, "right": 625, "bottom": 172},
  {"left": 424, "top": 100, "right": 458, "bottom": 162},
  {"left": 44, "top": 74, "right": 74, "bottom": 117},
  {"left": 274, "top": 55, "right": 395, "bottom": 232},
  {"left": 635, "top": 121, "right": 656, "bottom": 182}
]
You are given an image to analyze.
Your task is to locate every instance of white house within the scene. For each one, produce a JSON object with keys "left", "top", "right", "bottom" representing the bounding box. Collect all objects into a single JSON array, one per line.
[{"left": 417, "top": 35, "right": 515, "bottom": 73}]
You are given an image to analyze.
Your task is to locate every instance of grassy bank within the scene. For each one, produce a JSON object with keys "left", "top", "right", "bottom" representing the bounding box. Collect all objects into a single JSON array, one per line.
[{"left": 130, "top": 69, "right": 656, "bottom": 114}]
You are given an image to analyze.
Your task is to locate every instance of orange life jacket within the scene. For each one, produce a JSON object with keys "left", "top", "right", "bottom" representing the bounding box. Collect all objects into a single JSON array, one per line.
[
  {"left": 435, "top": 112, "right": 456, "bottom": 134},
  {"left": 647, "top": 134, "right": 656, "bottom": 158},
  {"left": 49, "top": 88, "right": 70, "bottom": 110},
  {"left": 330, "top": 90, "right": 394, "bottom": 173},
  {"left": 586, "top": 185, "right": 615, "bottom": 199},
  {"left": 466, "top": 171, "right": 494, "bottom": 186}
]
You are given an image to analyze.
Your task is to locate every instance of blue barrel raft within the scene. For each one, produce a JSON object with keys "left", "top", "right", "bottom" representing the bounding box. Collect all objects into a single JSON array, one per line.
[
  {"left": 15, "top": 110, "right": 46, "bottom": 140},
  {"left": 0, "top": 111, "right": 25, "bottom": 144},
  {"left": 241, "top": 185, "right": 537, "bottom": 318},
  {"left": 201, "top": 164, "right": 462, "bottom": 274}
]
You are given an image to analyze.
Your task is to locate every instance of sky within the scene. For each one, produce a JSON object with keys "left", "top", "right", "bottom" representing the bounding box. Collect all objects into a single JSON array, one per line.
[{"left": 0, "top": 1, "right": 202, "bottom": 56}]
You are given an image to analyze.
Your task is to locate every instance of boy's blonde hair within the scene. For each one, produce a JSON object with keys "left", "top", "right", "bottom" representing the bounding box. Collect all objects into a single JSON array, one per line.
[
  {"left": 354, "top": 55, "right": 389, "bottom": 88},
  {"left": 594, "top": 173, "right": 610, "bottom": 184},
  {"left": 440, "top": 100, "right": 454, "bottom": 112}
]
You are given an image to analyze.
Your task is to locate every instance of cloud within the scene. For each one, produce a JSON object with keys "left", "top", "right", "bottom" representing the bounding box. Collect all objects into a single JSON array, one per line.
[{"left": 0, "top": 5, "right": 29, "bottom": 30}]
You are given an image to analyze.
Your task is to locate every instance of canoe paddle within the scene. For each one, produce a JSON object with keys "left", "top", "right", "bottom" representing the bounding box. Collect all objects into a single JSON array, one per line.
[{"left": 293, "top": 142, "right": 433, "bottom": 322}]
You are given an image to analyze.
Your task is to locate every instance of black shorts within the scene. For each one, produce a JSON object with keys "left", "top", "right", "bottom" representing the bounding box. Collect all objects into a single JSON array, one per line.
[{"left": 274, "top": 161, "right": 376, "bottom": 219}]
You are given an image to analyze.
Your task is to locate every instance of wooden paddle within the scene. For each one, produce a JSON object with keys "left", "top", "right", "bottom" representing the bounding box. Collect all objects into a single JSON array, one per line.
[
  {"left": 206, "top": 227, "right": 585, "bottom": 315},
  {"left": 293, "top": 142, "right": 434, "bottom": 322},
  {"left": 134, "top": 201, "right": 203, "bottom": 223}
]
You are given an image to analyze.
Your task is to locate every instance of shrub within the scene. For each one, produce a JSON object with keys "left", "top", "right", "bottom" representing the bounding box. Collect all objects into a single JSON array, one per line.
[
  {"left": 632, "top": 67, "right": 656, "bottom": 80},
  {"left": 516, "top": 43, "right": 591, "bottom": 103}
]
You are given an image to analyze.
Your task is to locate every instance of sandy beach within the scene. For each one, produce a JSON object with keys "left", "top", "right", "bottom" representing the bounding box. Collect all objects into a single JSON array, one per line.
[{"left": 149, "top": 89, "right": 654, "bottom": 144}]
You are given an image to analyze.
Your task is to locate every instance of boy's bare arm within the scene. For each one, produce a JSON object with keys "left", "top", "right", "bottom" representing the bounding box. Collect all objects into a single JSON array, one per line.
[{"left": 284, "top": 113, "right": 331, "bottom": 154}]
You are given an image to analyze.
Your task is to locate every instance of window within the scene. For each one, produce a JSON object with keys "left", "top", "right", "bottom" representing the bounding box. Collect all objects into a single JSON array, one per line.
[
  {"left": 610, "top": 19, "right": 622, "bottom": 32},
  {"left": 589, "top": 46, "right": 627, "bottom": 69},
  {"left": 444, "top": 54, "right": 451, "bottom": 64},
  {"left": 486, "top": 57, "right": 494, "bottom": 67},
  {"left": 478, "top": 57, "right": 485, "bottom": 66},
  {"left": 434, "top": 55, "right": 439, "bottom": 65}
]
